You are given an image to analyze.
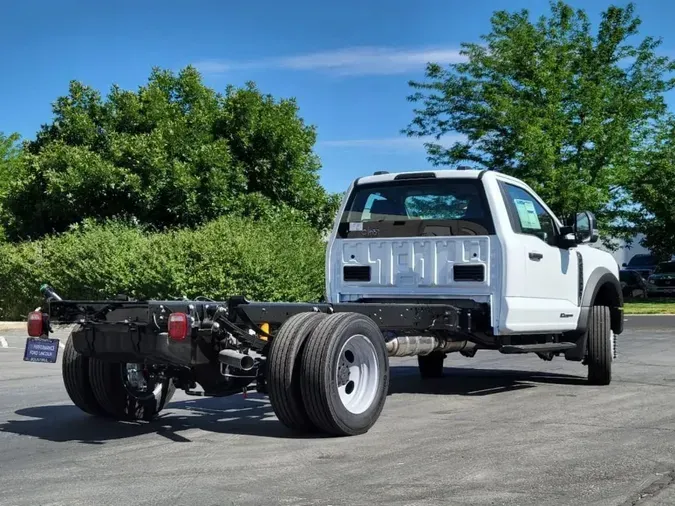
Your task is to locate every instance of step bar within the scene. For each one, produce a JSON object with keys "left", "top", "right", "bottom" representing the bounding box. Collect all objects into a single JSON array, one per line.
[{"left": 499, "top": 342, "right": 577, "bottom": 354}]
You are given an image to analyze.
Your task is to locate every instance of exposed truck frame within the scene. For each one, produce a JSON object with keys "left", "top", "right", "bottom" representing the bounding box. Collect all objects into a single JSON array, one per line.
[{"left": 23, "top": 169, "right": 624, "bottom": 437}]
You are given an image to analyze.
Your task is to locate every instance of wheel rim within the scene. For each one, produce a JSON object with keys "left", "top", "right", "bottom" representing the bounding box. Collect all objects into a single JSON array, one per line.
[
  {"left": 336, "top": 334, "right": 380, "bottom": 415},
  {"left": 122, "top": 363, "right": 164, "bottom": 400}
]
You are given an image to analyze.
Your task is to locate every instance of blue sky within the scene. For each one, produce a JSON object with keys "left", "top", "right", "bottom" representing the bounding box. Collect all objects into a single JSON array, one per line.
[{"left": 3, "top": 0, "right": 675, "bottom": 194}]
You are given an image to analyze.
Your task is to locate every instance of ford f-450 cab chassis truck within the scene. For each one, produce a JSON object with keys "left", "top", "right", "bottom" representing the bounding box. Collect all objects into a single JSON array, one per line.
[{"left": 24, "top": 169, "right": 624, "bottom": 437}]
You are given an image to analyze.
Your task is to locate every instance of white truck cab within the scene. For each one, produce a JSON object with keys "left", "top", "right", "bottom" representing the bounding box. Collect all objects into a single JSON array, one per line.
[{"left": 325, "top": 169, "right": 623, "bottom": 383}]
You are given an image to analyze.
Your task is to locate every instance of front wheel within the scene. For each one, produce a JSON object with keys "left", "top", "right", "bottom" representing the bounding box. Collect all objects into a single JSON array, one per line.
[
  {"left": 586, "top": 305, "right": 613, "bottom": 385},
  {"left": 300, "top": 312, "right": 389, "bottom": 436}
]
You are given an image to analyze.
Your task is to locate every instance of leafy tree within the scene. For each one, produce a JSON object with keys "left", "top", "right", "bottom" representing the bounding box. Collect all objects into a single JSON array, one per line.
[
  {"left": 403, "top": 1, "right": 675, "bottom": 237},
  {"left": 0, "top": 132, "right": 22, "bottom": 241},
  {"left": 2, "top": 67, "right": 339, "bottom": 240},
  {"left": 625, "top": 117, "right": 675, "bottom": 258}
]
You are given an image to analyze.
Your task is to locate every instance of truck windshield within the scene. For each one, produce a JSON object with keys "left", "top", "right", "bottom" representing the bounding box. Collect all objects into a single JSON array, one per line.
[{"left": 337, "top": 178, "right": 494, "bottom": 238}]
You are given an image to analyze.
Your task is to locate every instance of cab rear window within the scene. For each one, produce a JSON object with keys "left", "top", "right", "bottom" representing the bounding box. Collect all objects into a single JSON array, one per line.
[{"left": 337, "top": 178, "right": 495, "bottom": 239}]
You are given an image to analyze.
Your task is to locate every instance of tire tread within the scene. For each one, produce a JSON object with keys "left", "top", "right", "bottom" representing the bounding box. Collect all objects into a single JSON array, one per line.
[
  {"left": 587, "top": 305, "right": 612, "bottom": 385},
  {"left": 61, "top": 332, "right": 106, "bottom": 416},
  {"left": 268, "top": 312, "right": 327, "bottom": 432}
]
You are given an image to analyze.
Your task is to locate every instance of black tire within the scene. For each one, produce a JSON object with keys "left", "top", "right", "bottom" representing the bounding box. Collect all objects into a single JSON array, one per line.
[
  {"left": 88, "top": 360, "right": 176, "bottom": 421},
  {"left": 418, "top": 351, "right": 445, "bottom": 379},
  {"left": 300, "top": 312, "right": 389, "bottom": 437},
  {"left": 61, "top": 329, "right": 107, "bottom": 416},
  {"left": 268, "top": 312, "right": 328, "bottom": 432},
  {"left": 587, "top": 305, "right": 612, "bottom": 385}
]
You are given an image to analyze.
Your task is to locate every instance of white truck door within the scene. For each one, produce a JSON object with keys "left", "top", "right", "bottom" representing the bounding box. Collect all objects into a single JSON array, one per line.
[{"left": 497, "top": 181, "right": 580, "bottom": 333}]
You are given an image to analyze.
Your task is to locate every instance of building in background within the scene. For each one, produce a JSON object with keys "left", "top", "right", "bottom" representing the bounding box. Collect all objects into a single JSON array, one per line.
[{"left": 593, "top": 233, "right": 652, "bottom": 267}]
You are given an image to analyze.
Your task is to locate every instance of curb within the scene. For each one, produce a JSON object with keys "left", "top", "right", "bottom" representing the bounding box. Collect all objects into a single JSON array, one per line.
[
  {"left": 625, "top": 313, "right": 675, "bottom": 316},
  {"left": 0, "top": 322, "right": 76, "bottom": 331},
  {"left": 0, "top": 322, "right": 26, "bottom": 331}
]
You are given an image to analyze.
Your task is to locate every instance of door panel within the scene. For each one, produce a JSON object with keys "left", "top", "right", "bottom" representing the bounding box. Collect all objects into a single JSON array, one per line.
[{"left": 498, "top": 182, "right": 580, "bottom": 333}]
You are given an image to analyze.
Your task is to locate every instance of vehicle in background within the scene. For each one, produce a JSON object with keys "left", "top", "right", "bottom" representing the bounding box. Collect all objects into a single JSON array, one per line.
[
  {"left": 622, "top": 253, "right": 658, "bottom": 279},
  {"left": 646, "top": 261, "right": 675, "bottom": 298},
  {"left": 619, "top": 269, "right": 648, "bottom": 299}
]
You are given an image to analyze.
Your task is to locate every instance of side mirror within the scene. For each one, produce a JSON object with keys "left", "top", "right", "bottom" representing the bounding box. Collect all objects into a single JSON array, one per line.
[
  {"left": 622, "top": 262, "right": 627, "bottom": 267},
  {"left": 556, "top": 225, "right": 577, "bottom": 249},
  {"left": 574, "top": 211, "right": 598, "bottom": 244}
]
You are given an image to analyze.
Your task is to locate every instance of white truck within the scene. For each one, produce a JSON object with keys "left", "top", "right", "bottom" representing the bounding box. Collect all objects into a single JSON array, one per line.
[{"left": 25, "top": 169, "right": 624, "bottom": 438}]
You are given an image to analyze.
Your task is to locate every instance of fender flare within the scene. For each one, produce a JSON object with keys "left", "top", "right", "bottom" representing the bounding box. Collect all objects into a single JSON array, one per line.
[{"left": 564, "top": 267, "right": 624, "bottom": 361}]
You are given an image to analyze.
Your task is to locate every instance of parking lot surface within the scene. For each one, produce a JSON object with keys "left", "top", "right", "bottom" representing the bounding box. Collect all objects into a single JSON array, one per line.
[{"left": 0, "top": 316, "right": 674, "bottom": 506}]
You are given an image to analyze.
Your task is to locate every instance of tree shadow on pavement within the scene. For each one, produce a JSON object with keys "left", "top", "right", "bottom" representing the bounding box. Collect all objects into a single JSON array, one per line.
[
  {"left": 0, "top": 366, "right": 587, "bottom": 444},
  {"left": 388, "top": 366, "right": 588, "bottom": 396}
]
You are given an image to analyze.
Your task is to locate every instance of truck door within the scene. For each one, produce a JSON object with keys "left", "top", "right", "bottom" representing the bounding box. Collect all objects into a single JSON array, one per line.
[{"left": 497, "top": 181, "right": 580, "bottom": 333}]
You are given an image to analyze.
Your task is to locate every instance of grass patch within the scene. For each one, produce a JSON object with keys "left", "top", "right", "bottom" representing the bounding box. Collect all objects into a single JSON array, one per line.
[{"left": 624, "top": 298, "right": 675, "bottom": 315}]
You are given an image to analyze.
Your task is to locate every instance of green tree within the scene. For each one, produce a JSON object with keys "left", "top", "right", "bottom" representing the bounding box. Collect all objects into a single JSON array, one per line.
[
  {"left": 403, "top": 1, "right": 675, "bottom": 236},
  {"left": 0, "top": 131, "right": 22, "bottom": 241},
  {"left": 2, "top": 67, "right": 339, "bottom": 240},
  {"left": 626, "top": 117, "right": 675, "bottom": 258}
]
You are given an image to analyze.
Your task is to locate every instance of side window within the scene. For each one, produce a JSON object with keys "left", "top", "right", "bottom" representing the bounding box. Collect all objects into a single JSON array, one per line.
[{"left": 501, "top": 183, "right": 557, "bottom": 245}]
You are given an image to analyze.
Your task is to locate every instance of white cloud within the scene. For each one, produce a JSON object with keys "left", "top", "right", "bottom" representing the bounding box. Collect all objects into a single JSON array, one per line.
[
  {"left": 194, "top": 46, "right": 465, "bottom": 77},
  {"left": 317, "top": 134, "right": 466, "bottom": 151}
]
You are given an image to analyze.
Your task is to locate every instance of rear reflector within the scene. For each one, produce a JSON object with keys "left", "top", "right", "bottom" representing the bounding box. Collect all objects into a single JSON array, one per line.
[
  {"left": 168, "top": 312, "right": 189, "bottom": 340},
  {"left": 258, "top": 322, "right": 270, "bottom": 342},
  {"left": 27, "top": 311, "right": 45, "bottom": 337}
]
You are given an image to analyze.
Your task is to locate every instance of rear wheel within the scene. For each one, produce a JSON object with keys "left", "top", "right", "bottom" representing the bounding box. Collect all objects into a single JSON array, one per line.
[
  {"left": 268, "top": 312, "right": 328, "bottom": 432},
  {"left": 88, "top": 360, "right": 176, "bottom": 421},
  {"left": 587, "top": 305, "right": 612, "bottom": 385},
  {"left": 61, "top": 329, "right": 107, "bottom": 416},
  {"left": 300, "top": 312, "right": 389, "bottom": 436},
  {"left": 418, "top": 351, "right": 445, "bottom": 379}
]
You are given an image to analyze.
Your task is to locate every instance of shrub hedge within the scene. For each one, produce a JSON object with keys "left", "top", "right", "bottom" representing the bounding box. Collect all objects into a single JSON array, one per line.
[{"left": 0, "top": 215, "right": 327, "bottom": 321}]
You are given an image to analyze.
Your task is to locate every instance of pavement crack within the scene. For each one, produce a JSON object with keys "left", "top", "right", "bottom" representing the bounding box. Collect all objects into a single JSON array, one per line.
[{"left": 621, "top": 470, "right": 675, "bottom": 506}]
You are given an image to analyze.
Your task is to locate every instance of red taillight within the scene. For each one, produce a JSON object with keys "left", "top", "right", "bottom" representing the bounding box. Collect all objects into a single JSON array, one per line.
[
  {"left": 27, "top": 311, "right": 45, "bottom": 337},
  {"left": 168, "top": 312, "right": 189, "bottom": 340}
]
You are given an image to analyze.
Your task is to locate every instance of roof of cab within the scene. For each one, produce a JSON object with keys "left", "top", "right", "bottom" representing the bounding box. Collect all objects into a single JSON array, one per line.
[
  {"left": 353, "top": 168, "right": 523, "bottom": 187},
  {"left": 355, "top": 169, "right": 484, "bottom": 186}
]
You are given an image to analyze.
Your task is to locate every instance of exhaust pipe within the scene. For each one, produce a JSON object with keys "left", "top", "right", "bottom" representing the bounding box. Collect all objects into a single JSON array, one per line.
[
  {"left": 218, "top": 349, "right": 255, "bottom": 371},
  {"left": 385, "top": 335, "right": 476, "bottom": 357}
]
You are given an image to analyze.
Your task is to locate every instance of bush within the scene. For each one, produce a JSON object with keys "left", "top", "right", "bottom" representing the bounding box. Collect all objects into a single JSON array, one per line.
[{"left": 0, "top": 215, "right": 326, "bottom": 321}]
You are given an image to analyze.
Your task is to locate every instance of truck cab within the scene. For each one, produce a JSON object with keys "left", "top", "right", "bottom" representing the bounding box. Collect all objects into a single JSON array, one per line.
[{"left": 325, "top": 169, "right": 623, "bottom": 340}]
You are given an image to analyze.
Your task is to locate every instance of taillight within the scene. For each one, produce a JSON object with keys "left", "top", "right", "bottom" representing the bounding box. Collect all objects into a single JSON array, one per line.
[
  {"left": 27, "top": 311, "right": 45, "bottom": 337},
  {"left": 168, "top": 312, "right": 189, "bottom": 340}
]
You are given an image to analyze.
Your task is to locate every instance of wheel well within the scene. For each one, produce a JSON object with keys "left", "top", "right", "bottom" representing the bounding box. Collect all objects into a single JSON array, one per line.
[{"left": 592, "top": 281, "right": 623, "bottom": 333}]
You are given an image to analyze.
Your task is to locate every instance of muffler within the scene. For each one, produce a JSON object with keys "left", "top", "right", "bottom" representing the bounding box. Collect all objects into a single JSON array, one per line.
[
  {"left": 385, "top": 335, "right": 476, "bottom": 357},
  {"left": 218, "top": 349, "right": 255, "bottom": 371}
]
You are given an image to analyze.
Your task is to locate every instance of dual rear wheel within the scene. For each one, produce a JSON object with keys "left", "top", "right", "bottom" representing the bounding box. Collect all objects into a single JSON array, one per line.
[
  {"left": 267, "top": 312, "right": 390, "bottom": 437},
  {"left": 62, "top": 327, "right": 175, "bottom": 421}
]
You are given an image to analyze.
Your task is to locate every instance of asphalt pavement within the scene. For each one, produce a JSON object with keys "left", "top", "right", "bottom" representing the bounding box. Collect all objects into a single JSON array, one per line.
[{"left": 0, "top": 317, "right": 674, "bottom": 506}]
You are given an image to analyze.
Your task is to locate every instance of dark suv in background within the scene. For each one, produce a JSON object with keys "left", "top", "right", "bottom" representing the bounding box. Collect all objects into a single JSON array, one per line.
[
  {"left": 646, "top": 261, "right": 675, "bottom": 298},
  {"left": 622, "top": 253, "right": 658, "bottom": 279}
]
